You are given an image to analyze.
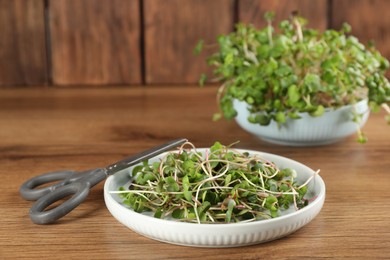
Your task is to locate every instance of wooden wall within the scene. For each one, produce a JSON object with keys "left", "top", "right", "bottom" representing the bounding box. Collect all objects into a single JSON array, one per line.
[{"left": 0, "top": 0, "right": 389, "bottom": 87}]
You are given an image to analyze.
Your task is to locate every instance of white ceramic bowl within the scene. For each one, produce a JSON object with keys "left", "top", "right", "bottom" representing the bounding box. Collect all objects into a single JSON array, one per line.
[
  {"left": 234, "top": 99, "right": 369, "bottom": 146},
  {"left": 104, "top": 149, "right": 326, "bottom": 248}
]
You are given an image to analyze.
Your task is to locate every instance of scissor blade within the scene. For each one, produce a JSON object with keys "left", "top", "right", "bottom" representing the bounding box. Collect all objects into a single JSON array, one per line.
[{"left": 105, "top": 138, "right": 188, "bottom": 175}]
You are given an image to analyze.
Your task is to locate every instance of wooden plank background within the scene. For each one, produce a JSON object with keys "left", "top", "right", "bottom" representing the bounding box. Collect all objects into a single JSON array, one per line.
[
  {"left": 49, "top": 0, "right": 141, "bottom": 85},
  {"left": 0, "top": 0, "right": 389, "bottom": 87},
  {"left": 0, "top": 0, "right": 47, "bottom": 86},
  {"left": 144, "top": 0, "right": 234, "bottom": 84}
]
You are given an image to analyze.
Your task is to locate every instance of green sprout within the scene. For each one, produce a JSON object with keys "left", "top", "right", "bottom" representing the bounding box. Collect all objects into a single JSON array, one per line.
[
  {"left": 196, "top": 12, "right": 390, "bottom": 141},
  {"left": 112, "top": 141, "right": 318, "bottom": 224}
]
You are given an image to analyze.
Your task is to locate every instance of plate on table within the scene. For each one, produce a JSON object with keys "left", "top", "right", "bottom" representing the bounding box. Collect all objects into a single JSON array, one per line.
[{"left": 104, "top": 149, "right": 325, "bottom": 248}]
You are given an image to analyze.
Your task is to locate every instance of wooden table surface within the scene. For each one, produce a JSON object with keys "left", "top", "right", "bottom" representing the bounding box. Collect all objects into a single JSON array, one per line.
[{"left": 0, "top": 86, "right": 389, "bottom": 259}]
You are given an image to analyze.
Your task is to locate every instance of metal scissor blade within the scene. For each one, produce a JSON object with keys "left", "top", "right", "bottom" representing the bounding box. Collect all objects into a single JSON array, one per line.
[{"left": 105, "top": 138, "right": 188, "bottom": 175}]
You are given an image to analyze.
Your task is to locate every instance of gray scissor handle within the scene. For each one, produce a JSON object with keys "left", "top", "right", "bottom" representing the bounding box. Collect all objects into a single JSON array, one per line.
[
  {"left": 22, "top": 168, "right": 107, "bottom": 224},
  {"left": 29, "top": 181, "right": 90, "bottom": 224},
  {"left": 19, "top": 170, "right": 76, "bottom": 201}
]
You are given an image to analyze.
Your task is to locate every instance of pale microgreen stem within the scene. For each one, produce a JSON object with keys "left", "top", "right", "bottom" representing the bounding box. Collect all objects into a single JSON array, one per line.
[
  {"left": 382, "top": 103, "right": 390, "bottom": 114},
  {"left": 290, "top": 186, "right": 298, "bottom": 210},
  {"left": 195, "top": 185, "right": 234, "bottom": 193},
  {"left": 205, "top": 149, "right": 213, "bottom": 177},
  {"left": 147, "top": 180, "right": 154, "bottom": 189},
  {"left": 159, "top": 159, "right": 167, "bottom": 178},
  {"left": 173, "top": 165, "right": 179, "bottom": 181},
  {"left": 110, "top": 190, "right": 182, "bottom": 195},
  {"left": 178, "top": 142, "right": 203, "bottom": 160},
  {"left": 258, "top": 169, "right": 265, "bottom": 189},
  {"left": 237, "top": 218, "right": 257, "bottom": 223},
  {"left": 206, "top": 212, "right": 215, "bottom": 222},
  {"left": 243, "top": 42, "right": 259, "bottom": 65},
  {"left": 240, "top": 200, "right": 253, "bottom": 211},
  {"left": 261, "top": 167, "right": 279, "bottom": 179},
  {"left": 193, "top": 186, "right": 202, "bottom": 223},
  {"left": 293, "top": 17, "right": 303, "bottom": 42},
  {"left": 298, "top": 169, "right": 320, "bottom": 189},
  {"left": 216, "top": 82, "right": 226, "bottom": 105},
  {"left": 153, "top": 196, "right": 169, "bottom": 207},
  {"left": 268, "top": 26, "right": 273, "bottom": 46},
  {"left": 261, "top": 198, "right": 267, "bottom": 207}
]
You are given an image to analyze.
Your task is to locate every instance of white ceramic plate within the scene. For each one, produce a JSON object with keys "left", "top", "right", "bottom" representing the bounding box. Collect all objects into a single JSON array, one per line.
[{"left": 104, "top": 149, "right": 326, "bottom": 247}]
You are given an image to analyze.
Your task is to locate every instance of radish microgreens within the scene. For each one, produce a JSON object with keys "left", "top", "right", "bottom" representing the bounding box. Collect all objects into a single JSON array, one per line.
[
  {"left": 196, "top": 12, "right": 390, "bottom": 143},
  {"left": 113, "top": 141, "right": 318, "bottom": 224}
]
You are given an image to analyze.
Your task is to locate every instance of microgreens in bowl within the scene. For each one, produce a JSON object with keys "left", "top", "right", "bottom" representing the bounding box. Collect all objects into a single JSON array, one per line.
[
  {"left": 112, "top": 141, "right": 319, "bottom": 224},
  {"left": 196, "top": 12, "right": 390, "bottom": 143}
]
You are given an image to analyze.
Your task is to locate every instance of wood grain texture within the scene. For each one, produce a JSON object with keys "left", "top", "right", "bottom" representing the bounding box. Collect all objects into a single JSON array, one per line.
[
  {"left": 0, "top": 0, "right": 47, "bottom": 86},
  {"left": 49, "top": 0, "right": 141, "bottom": 85},
  {"left": 0, "top": 86, "right": 389, "bottom": 259},
  {"left": 144, "top": 0, "right": 234, "bottom": 84},
  {"left": 331, "top": 0, "right": 390, "bottom": 60},
  {"left": 238, "top": 0, "right": 328, "bottom": 30}
]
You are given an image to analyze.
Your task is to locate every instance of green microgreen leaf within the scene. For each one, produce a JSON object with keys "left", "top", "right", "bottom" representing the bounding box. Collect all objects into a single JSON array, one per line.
[
  {"left": 226, "top": 199, "right": 236, "bottom": 222},
  {"left": 264, "top": 11, "right": 275, "bottom": 22},
  {"left": 199, "top": 73, "right": 207, "bottom": 87},
  {"left": 309, "top": 105, "right": 325, "bottom": 117},
  {"left": 275, "top": 111, "right": 286, "bottom": 124},
  {"left": 154, "top": 207, "right": 163, "bottom": 218},
  {"left": 172, "top": 208, "right": 185, "bottom": 219},
  {"left": 212, "top": 113, "right": 222, "bottom": 121},
  {"left": 194, "top": 40, "right": 204, "bottom": 55},
  {"left": 288, "top": 84, "right": 300, "bottom": 104}
]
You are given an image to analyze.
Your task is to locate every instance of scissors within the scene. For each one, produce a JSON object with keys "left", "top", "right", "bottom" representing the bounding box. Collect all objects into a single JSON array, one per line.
[{"left": 20, "top": 138, "right": 187, "bottom": 225}]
